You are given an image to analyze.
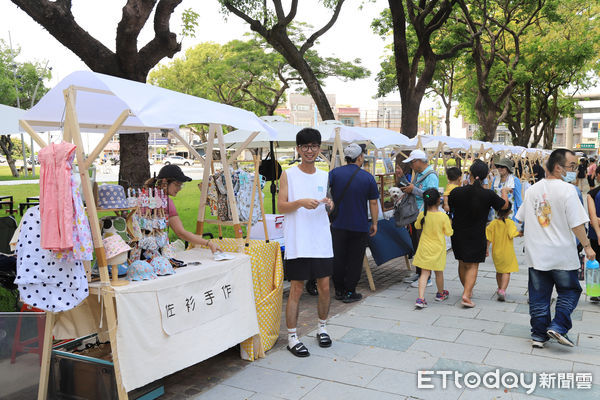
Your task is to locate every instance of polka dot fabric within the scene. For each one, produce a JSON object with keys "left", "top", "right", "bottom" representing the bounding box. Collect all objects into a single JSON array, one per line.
[
  {"left": 15, "top": 206, "right": 89, "bottom": 312},
  {"left": 216, "top": 238, "right": 284, "bottom": 361}
]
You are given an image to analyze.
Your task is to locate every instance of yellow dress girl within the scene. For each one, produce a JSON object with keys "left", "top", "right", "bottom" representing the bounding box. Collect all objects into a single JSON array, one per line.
[
  {"left": 414, "top": 189, "right": 454, "bottom": 308},
  {"left": 486, "top": 205, "right": 520, "bottom": 301}
]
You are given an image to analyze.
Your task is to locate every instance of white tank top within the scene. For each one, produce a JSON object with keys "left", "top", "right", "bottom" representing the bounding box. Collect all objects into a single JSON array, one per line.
[{"left": 284, "top": 166, "right": 333, "bottom": 260}]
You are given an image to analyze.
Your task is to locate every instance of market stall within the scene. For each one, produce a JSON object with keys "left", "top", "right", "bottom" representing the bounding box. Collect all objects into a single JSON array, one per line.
[{"left": 17, "top": 70, "right": 278, "bottom": 400}]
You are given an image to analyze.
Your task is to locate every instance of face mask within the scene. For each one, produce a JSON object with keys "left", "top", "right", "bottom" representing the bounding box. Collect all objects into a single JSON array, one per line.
[{"left": 561, "top": 170, "right": 577, "bottom": 183}]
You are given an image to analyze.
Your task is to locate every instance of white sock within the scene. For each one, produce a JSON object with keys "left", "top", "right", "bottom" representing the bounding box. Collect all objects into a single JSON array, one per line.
[
  {"left": 317, "top": 319, "right": 328, "bottom": 335},
  {"left": 288, "top": 328, "right": 299, "bottom": 348}
]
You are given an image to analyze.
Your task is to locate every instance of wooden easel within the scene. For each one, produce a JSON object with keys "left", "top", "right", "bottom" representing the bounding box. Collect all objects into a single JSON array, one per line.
[{"left": 195, "top": 124, "right": 267, "bottom": 250}]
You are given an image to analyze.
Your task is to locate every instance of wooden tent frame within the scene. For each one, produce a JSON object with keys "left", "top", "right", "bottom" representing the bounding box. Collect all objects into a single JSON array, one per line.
[
  {"left": 19, "top": 85, "right": 267, "bottom": 400},
  {"left": 194, "top": 124, "right": 268, "bottom": 246}
]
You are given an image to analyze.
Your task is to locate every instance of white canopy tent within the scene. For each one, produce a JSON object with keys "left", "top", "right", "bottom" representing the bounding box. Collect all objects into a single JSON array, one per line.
[
  {"left": 215, "top": 115, "right": 302, "bottom": 149},
  {"left": 21, "top": 70, "right": 277, "bottom": 137},
  {"left": 0, "top": 103, "right": 25, "bottom": 134},
  {"left": 217, "top": 117, "right": 413, "bottom": 150}
]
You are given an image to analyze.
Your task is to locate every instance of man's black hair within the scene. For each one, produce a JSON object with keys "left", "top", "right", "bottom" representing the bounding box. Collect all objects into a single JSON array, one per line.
[
  {"left": 446, "top": 167, "right": 461, "bottom": 182},
  {"left": 546, "top": 149, "right": 575, "bottom": 174},
  {"left": 296, "top": 128, "right": 321, "bottom": 146}
]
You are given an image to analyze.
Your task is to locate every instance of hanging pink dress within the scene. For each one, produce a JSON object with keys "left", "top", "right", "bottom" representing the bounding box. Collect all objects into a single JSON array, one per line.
[{"left": 39, "top": 142, "right": 76, "bottom": 251}]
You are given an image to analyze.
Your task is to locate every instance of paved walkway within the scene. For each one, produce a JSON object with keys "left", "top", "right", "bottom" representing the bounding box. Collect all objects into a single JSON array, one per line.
[{"left": 183, "top": 238, "right": 600, "bottom": 400}]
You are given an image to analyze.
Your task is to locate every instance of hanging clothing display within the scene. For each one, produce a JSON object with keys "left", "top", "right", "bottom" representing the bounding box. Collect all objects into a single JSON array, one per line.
[
  {"left": 69, "top": 174, "right": 94, "bottom": 261},
  {"left": 206, "top": 169, "right": 264, "bottom": 224},
  {"left": 39, "top": 142, "right": 76, "bottom": 251},
  {"left": 15, "top": 206, "right": 89, "bottom": 312},
  {"left": 237, "top": 171, "right": 265, "bottom": 225}
]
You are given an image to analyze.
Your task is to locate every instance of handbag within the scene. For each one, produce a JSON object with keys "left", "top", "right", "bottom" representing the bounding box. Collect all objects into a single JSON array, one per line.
[
  {"left": 329, "top": 166, "right": 361, "bottom": 223},
  {"left": 393, "top": 170, "right": 437, "bottom": 227},
  {"left": 259, "top": 151, "right": 282, "bottom": 181}
]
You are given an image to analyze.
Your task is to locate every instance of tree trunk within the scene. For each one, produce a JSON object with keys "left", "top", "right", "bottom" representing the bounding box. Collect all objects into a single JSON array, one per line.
[
  {"left": 0, "top": 136, "right": 19, "bottom": 177},
  {"left": 445, "top": 104, "right": 451, "bottom": 136},
  {"left": 475, "top": 93, "right": 500, "bottom": 142},
  {"left": 119, "top": 133, "right": 150, "bottom": 189},
  {"left": 400, "top": 98, "right": 420, "bottom": 137}
]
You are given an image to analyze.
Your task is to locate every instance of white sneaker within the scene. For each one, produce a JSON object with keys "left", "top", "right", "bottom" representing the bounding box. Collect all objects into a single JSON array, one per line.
[
  {"left": 532, "top": 340, "right": 545, "bottom": 349},
  {"left": 403, "top": 273, "right": 419, "bottom": 283},
  {"left": 410, "top": 279, "right": 432, "bottom": 288}
]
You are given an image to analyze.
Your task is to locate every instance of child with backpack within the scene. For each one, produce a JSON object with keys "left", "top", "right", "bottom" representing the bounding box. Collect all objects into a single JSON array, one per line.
[
  {"left": 413, "top": 188, "right": 454, "bottom": 308},
  {"left": 486, "top": 203, "right": 521, "bottom": 301}
]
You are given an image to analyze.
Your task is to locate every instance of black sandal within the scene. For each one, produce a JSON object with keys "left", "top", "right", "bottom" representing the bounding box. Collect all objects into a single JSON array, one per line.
[
  {"left": 317, "top": 333, "right": 332, "bottom": 348},
  {"left": 287, "top": 342, "right": 310, "bottom": 357}
]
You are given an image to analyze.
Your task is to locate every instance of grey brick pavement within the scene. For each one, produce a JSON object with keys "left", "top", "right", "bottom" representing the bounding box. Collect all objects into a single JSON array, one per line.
[{"left": 159, "top": 238, "right": 600, "bottom": 400}]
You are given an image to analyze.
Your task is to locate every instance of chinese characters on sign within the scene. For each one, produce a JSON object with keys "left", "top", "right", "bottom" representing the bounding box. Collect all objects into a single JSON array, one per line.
[{"left": 157, "top": 271, "right": 238, "bottom": 335}]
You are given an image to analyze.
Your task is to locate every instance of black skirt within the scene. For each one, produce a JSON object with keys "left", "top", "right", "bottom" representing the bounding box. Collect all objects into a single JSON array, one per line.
[{"left": 451, "top": 228, "right": 487, "bottom": 263}]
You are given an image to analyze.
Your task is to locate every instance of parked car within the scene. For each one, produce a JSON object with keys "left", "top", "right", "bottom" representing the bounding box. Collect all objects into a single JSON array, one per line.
[
  {"left": 163, "top": 156, "right": 195, "bottom": 166},
  {"left": 0, "top": 156, "right": 6, "bottom": 163}
]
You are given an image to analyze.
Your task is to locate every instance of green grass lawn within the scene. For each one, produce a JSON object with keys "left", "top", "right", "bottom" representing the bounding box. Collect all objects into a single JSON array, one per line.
[{"left": 0, "top": 165, "right": 40, "bottom": 181}]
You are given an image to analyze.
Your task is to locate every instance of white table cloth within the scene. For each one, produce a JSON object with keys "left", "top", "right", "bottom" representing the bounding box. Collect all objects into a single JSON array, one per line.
[{"left": 90, "top": 248, "right": 259, "bottom": 391}]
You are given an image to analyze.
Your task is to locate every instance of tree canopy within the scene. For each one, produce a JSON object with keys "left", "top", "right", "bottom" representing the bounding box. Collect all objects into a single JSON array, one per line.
[
  {"left": 0, "top": 39, "right": 51, "bottom": 176},
  {"left": 219, "top": 0, "right": 369, "bottom": 121}
]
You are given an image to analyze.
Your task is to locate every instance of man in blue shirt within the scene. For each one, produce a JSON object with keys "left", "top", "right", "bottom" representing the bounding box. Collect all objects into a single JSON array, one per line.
[
  {"left": 401, "top": 149, "right": 439, "bottom": 286},
  {"left": 329, "top": 143, "right": 379, "bottom": 302}
]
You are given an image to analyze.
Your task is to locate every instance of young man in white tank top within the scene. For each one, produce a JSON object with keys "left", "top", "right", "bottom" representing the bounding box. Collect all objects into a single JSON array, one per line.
[{"left": 278, "top": 128, "right": 334, "bottom": 357}]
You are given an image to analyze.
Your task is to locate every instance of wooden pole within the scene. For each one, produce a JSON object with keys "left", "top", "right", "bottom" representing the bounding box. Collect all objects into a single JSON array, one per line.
[
  {"left": 63, "top": 86, "right": 128, "bottom": 400},
  {"left": 196, "top": 125, "right": 216, "bottom": 236},
  {"left": 169, "top": 128, "right": 204, "bottom": 162},
  {"left": 228, "top": 131, "right": 260, "bottom": 163},
  {"left": 82, "top": 109, "right": 131, "bottom": 170},
  {"left": 245, "top": 152, "right": 260, "bottom": 247},
  {"left": 19, "top": 120, "right": 48, "bottom": 148},
  {"left": 37, "top": 312, "right": 55, "bottom": 400},
  {"left": 335, "top": 129, "right": 346, "bottom": 166},
  {"left": 216, "top": 125, "right": 244, "bottom": 243}
]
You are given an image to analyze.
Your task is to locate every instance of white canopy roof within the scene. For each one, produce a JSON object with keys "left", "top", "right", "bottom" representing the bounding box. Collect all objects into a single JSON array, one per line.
[
  {"left": 218, "top": 116, "right": 301, "bottom": 149},
  {"left": 216, "top": 117, "right": 412, "bottom": 150},
  {"left": 336, "top": 126, "right": 413, "bottom": 149},
  {"left": 0, "top": 104, "right": 26, "bottom": 135},
  {"left": 20, "top": 70, "right": 277, "bottom": 137}
]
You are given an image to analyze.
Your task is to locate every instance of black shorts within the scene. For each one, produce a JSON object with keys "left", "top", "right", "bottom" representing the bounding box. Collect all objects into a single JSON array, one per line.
[{"left": 284, "top": 257, "right": 333, "bottom": 281}]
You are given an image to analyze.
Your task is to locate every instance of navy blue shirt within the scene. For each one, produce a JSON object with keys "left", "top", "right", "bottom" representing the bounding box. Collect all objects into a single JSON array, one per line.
[{"left": 329, "top": 164, "right": 379, "bottom": 232}]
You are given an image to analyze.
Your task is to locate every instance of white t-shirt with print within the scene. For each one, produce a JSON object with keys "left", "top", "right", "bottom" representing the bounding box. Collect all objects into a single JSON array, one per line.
[{"left": 515, "top": 179, "right": 588, "bottom": 271}]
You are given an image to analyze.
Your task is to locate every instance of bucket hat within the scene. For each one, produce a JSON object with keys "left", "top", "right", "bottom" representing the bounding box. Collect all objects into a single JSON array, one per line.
[
  {"left": 98, "top": 184, "right": 129, "bottom": 209},
  {"left": 150, "top": 256, "right": 176, "bottom": 276},
  {"left": 495, "top": 158, "right": 515, "bottom": 174},
  {"left": 127, "top": 260, "right": 158, "bottom": 281},
  {"left": 102, "top": 235, "right": 131, "bottom": 260}
]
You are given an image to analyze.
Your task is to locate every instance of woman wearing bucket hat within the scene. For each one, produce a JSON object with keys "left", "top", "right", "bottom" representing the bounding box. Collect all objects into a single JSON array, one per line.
[
  {"left": 145, "top": 165, "right": 221, "bottom": 253},
  {"left": 491, "top": 158, "right": 518, "bottom": 219}
]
